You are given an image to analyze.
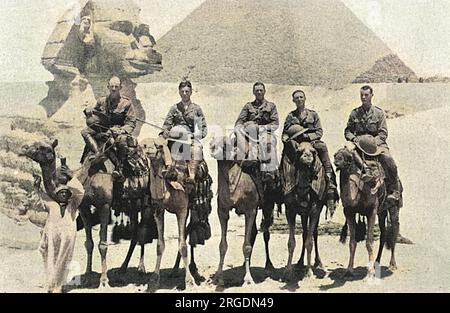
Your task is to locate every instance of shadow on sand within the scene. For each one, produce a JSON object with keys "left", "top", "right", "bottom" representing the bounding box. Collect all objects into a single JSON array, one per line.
[
  {"left": 318, "top": 266, "right": 394, "bottom": 291},
  {"left": 209, "top": 264, "right": 328, "bottom": 292},
  {"left": 64, "top": 267, "right": 192, "bottom": 293}
]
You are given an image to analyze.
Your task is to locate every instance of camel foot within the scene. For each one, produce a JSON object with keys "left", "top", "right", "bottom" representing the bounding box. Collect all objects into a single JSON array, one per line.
[
  {"left": 389, "top": 262, "right": 398, "bottom": 272},
  {"left": 363, "top": 271, "right": 378, "bottom": 283},
  {"left": 243, "top": 274, "right": 254, "bottom": 286},
  {"left": 192, "top": 271, "right": 206, "bottom": 285},
  {"left": 265, "top": 260, "right": 275, "bottom": 273},
  {"left": 314, "top": 260, "right": 324, "bottom": 270},
  {"left": 304, "top": 267, "right": 314, "bottom": 279},
  {"left": 138, "top": 264, "right": 146, "bottom": 274},
  {"left": 100, "top": 276, "right": 109, "bottom": 288}
]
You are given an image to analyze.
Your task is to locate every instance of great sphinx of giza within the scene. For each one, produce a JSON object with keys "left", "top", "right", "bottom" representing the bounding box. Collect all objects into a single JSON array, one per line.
[{"left": 40, "top": 0, "right": 162, "bottom": 134}]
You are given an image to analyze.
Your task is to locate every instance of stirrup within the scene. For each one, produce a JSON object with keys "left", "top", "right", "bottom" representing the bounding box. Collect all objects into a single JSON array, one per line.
[
  {"left": 112, "top": 170, "right": 125, "bottom": 182},
  {"left": 87, "top": 152, "right": 101, "bottom": 162},
  {"left": 387, "top": 191, "right": 400, "bottom": 201}
]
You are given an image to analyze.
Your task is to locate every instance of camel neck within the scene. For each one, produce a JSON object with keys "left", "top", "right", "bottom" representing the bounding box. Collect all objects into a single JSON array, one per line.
[{"left": 40, "top": 160, "right": 57, "bottom": 196}]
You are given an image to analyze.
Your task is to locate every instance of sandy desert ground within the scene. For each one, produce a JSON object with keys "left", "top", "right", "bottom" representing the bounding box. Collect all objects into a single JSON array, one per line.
[{"left": 0, "top": 82, "right": 449, "bottom": 293}]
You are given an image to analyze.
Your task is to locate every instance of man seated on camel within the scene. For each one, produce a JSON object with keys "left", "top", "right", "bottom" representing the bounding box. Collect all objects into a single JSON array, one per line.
[
  {"left": 160, "top": 80, "right": 208, "bottom": 191},
  {"left": 345, "top": 85, "right": 401, "bottom": 205},
  {"left": 234, "top": 82, "right": 279, "bottom": 196},
  {"left": 80, "top": 76, "right": 137, "bottom": 181},
  {"left": 282, "top": 89, "right": 339, "bottom": 207}
]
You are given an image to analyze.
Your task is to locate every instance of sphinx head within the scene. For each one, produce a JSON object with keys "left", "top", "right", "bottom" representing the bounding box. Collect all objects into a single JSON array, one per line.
[
  {"left": 84, "top": 0, "right": 162, "bottom": 77},
  {"left": 42, "top": 0, "right": 162, "bottom": 79},
  {"left": 40, "top": 0, "right": 162, "bottom": 117}
]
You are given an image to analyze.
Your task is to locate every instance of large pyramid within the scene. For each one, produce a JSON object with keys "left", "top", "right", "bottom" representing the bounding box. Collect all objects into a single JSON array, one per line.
[{"left": 149, "top": 0, "right": 416, "bottom": 86}]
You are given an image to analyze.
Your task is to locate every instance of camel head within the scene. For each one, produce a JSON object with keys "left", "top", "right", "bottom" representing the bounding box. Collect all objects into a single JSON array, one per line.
[
  {"left": 19, "top": 138, "right": 58, "bottom": 165},
  {"left": 334, "top": 147, "right": 354, "bottom": 171},
  {"left": 289, "top": 141, "right": 316, "bottom": 168}
]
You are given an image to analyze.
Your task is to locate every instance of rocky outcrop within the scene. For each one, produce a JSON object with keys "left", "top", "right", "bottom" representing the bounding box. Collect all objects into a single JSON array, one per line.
[{"left": 353, "top": 54, "right": 417, "bottom": 83}]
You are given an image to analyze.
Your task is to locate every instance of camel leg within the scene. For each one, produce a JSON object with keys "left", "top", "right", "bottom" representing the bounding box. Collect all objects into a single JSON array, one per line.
[
  {"left": 262, "top": 201, "right": 274, "bottom": 272},
  {"left": 376, "top": 211, "right": 387, "bottom": 264},
  {"left": 365, "top": 210, "right": 377, "bottom": 280},
  {"left": 152, "top": 207, "right": 165, "bottom": 289},
  {"left": 245, "top": 220, "right": 257, "bottom": 268},
  {"left": 172, "top": 251, "right": 182, "bottom": 274},
  {"left": 172, "top": 202, "right": 190, "bottom": 274},
  {"left": 79, "top": 205, "right": 93, "bottom": 275},
  {"left": 296, "top": 214, "right": 307, "bottom": 269},
  {"left": 176, "top": 208, "right": 195, "bottom": 288},
  {"left": 189, "top": 245, "right": 204, "bottom": 283},
  {"left": 388, "top": 204, "right": 400, "bottom": 271},
  {"left": 243, "top": 208, "right": 257, "bottom": 285},
  {"left": 313, "top": 220, "right": 323, "bottom": 269},
  {"left": 305, "top": 203, "right": 321, "bottom": 278},
  {"left": 138, "top": 244, "right": 146, "bottom": 274},
  {"left": 285, "top": 206, "right": 297, "bottom": 282},
  {"left": 345, "top": 212, "right": 357, "bottom": 278},
  {"left": 304, "top": 216, "right": 313, "bottom": 278},
  {"left": 214, "top": 207, "right": 229, "bottom": 286},
  {"left": 120, "top": 206, "right": 139, "bottom": 273},
  {"left": 98, "top": 204, "right": 110, "bottom": 287}
]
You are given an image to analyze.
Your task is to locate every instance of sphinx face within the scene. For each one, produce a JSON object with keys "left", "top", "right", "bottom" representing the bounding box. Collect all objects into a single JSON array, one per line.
[{"left": 93, "top": 19, "right": 162, "bottom": 78}]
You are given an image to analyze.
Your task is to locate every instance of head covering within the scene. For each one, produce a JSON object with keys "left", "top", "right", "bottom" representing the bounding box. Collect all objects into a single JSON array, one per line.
[
  {"left": 169, "top": 125, "right": 192, "bottom": 140},
  {"left": 355, "top": 135, "right": 382, "bottom": 156},
  {"left": 283, "top": 124, "right": 309, "bottom": 142},
  {"left": 55, "top": 185, "right": 72, "bottom": 200}
]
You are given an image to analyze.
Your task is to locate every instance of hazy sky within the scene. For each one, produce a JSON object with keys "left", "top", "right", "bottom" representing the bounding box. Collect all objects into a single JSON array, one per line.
[
  {"left": 1, "top": 0, "right": 449, "bottom": 82},
  {"left": 342, "top": 0, "right": 450, "bottom": 78}
]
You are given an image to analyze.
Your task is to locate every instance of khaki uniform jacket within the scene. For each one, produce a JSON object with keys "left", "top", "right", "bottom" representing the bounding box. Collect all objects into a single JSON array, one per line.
[
  {"left": 162, "top": 102, "right": 208, "bottom": 139},
  {"left": 282, "top": 108, "right": 323, "bottom": 142},
  {"left": 92, "top": 95, "right": 136, "bottom": 134},
  {"left": 235, "top": 99, "right": 279, "bottom": 130},
  {"left": 344, "top": 105, "right": 388, "bottom": 148}
]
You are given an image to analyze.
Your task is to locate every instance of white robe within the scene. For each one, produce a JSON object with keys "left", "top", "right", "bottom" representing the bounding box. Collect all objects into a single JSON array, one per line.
[{"left": 38, "top": 178, "right": 84, "bottom": 291}]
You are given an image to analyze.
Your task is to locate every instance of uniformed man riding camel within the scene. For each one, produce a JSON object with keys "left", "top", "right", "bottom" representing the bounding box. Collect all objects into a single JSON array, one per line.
[
  {"left": 282, "top": 89, "right": 338, "bottom": 204},
  {"left": 80, "top": 76, "right": 136, "bottom": 180},
  {"left": 234, "top": 82, "right": 279, "bottom": 194},
  {"left": 160, "top": 80, "right": 208, "bottom": 189},
  {"left": 345, "top": 85, "right": 401, "bottom": 204}
]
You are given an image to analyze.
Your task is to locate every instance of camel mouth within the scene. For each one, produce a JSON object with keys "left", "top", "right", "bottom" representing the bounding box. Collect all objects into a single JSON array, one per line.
[{"left": 18, "top": 145, "right": 30, "bottom": 157}]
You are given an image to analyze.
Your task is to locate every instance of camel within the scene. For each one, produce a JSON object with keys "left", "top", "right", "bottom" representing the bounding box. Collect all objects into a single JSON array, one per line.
[
  {"left": 209, "top": 136, "right": 276, "bottom": 286},
  {"left": 88, "top": 138, "right": 204, "bottom": 288},
  {"left": 20, "top": 137, "right": 154, "bottom": 288},
  {"left": 334, "top": 146, "right": 400, "bottom": 279},
  {"left": 20, "top": 138, "right": 113, "bottom": 286},
  {"left": 281, "top": 141, "right": 333, "bottom": 281},
  {"left": 123, "top": 137, "right": 196, "bottom": 290}
]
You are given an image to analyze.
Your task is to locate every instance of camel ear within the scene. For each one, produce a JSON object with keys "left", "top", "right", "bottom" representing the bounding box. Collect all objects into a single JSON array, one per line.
[{"left": 51, "top": 138, "right": 58, "bottom": 148}]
